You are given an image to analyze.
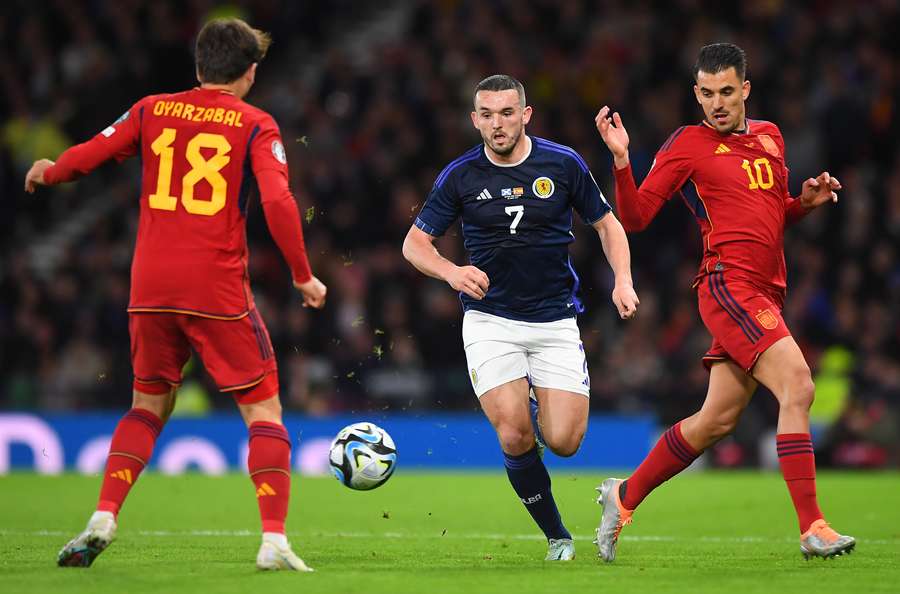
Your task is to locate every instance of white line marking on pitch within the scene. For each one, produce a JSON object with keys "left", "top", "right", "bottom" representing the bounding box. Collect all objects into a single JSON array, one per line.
[{"left": 0, "top": 529, "right": 895, "bottom": 545}]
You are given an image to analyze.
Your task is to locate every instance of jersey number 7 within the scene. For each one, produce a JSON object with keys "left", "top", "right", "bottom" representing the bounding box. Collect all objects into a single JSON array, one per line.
[
  {"left": 149, "top": 128, "right": 232, "bottom": 216},
  {"left": 505, "top": 205, "right": 524, "bottom": 234}
]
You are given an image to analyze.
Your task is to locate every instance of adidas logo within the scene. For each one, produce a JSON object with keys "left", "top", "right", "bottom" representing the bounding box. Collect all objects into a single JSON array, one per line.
[
  {"left": 715, "top": 144, "right": 731, "bottom": 154},
  {"left": 110, "top": 469, "right": 133, "bottom": 484},
  {"left": 476, "top": 188, "right": 494, "bottom": 201},
  {"left": 256, "top": 482, "right": 277, "bottom": 497}
]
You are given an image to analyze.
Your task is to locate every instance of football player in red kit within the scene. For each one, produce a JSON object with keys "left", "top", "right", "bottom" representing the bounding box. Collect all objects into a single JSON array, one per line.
[
  {"left": 592, "top": 43, "right": 855, "bottom": 561},
  {"left": 25, "top": 18, "right": 326, "bottom": 571}
]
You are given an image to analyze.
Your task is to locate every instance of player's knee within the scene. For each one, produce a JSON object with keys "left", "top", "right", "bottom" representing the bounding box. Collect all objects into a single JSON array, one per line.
[
  {"left": 496, "top": 424, "right": 535, "bottom": 456},
  {"left": 781, "top": 372, "right": 815, "bottom": 412},
  {"left": 132, "top": 389, "right": 174, "bottom": 423},
  {"left": 546, "top": 430, "right": 584, "bottom": 458},
  {"left": 239, "top": 395, "right": 283, "bottom": 426}
]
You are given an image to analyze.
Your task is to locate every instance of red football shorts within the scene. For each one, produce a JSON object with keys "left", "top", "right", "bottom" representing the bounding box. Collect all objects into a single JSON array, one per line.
[
  {"left": 696, "top": 271, "right": 791, "bottom": 372},
  {"left": 129, "top": 310, "right": 278, "bottom": 404}
]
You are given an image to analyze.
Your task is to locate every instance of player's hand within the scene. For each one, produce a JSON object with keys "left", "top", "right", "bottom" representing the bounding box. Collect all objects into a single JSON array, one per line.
[
  {"left": 595, "top": 106, "right": 630, "bottom": 166},
  {"left": 799, "top": 171, "right": 841, "bottom": 210},
  {"left": 446, "top": 265, "right": 489, "bottom": 300},
  {"left": 294, "top": 276, "right": 327, "bottom": 309},
  {"left": 612, "top": 283, "right": 639, "bottom": 320},
  {"left": 24, "top": 159, "right": 54, "bottom": 194}
]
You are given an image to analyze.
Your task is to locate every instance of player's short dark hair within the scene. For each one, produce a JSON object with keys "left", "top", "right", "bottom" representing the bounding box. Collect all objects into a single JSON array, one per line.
[
  {"left": 195, "top": 18, "right": 271, "bottom": 84},
  {"left": 473, "top": 75, "right": 526, "bottom": 107},
  {"left": 693, "top": 43, "right": 747, "bottom": 81}
]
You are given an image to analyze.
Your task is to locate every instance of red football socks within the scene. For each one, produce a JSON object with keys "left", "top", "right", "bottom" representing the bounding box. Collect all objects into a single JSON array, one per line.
[
  {"left": 97, "top": 408, "right": 164, "bottom": 516},
  {"left": 776, "top": 433, "right": 824, "bottom": 533},
  {"left": 248, "top": 421, "right": 292, "bottom": 534},
  {"left": 621, "top": 422, "right": 701, "bottom": 510}
]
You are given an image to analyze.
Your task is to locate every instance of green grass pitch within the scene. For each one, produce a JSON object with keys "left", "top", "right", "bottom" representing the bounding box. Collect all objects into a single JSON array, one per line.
[{"left": 1, "top": 471, "right": 897, "bottom": 594}]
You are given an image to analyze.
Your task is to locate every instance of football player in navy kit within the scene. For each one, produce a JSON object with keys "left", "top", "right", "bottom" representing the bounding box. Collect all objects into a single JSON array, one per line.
[{"left": 403, "top": 75, "right": 639, "bottom": 560}]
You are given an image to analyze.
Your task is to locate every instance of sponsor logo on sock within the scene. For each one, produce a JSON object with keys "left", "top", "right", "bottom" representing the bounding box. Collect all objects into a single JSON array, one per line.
[
  {"left": 110, "top": 469, "right": 133, "bottom": 484},
  {"left": 256, "top": 482, "right": 277, "bottom": 497},
  {"left": 521, "top": 493, "right": 543, "bottom": 505}
]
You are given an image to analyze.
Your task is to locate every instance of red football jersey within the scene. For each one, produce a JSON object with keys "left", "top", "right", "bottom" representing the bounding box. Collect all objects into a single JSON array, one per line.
[
  {"left": 44, "top": 87, "right": 309, "bottom": 318},
  {"left": 614, "top": 119, "right": 809, "bottom": 293}
]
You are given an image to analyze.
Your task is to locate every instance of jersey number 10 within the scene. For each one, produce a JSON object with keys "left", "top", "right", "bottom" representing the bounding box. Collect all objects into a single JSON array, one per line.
[
  {"left": 741, "top": 158, "right": 774, "bottom": 190},
  {"left": 149, "top": 128, "right": 232, "bottom": 216}
]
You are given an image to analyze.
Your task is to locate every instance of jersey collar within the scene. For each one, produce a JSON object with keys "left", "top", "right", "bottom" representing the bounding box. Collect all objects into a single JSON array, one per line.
[
  {"left": 196, "top": 86, "right": 235, "bottom": 96},
  {"left": 484, "top": 135, "right": 532, "bottom": 167},
  {"left": 701, "top": 118, "right": 750, "bottom": 135}
]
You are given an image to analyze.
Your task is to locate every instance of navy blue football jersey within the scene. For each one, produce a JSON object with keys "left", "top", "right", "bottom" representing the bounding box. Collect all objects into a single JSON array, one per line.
[{"left": 415, "top": 136, "right": 611, "bottom": 322}]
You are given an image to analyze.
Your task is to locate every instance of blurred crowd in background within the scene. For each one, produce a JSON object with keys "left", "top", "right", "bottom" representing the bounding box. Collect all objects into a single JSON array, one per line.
[{"left": 1, "top": 0, "right": 898, "bottom": 466}]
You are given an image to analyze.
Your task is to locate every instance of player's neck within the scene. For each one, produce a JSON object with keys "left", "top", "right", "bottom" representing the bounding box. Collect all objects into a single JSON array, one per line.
[
  {"left": 485, "top": 135, "right": 532, "bottom": 167},
  {"left": 200, "top": 83, "right": 240, "bottom": 97}
]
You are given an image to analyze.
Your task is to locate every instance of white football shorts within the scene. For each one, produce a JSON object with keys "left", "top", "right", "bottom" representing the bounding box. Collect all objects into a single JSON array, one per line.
[{"left": 461, "top": 309, "right": 590, "bottom": 398}]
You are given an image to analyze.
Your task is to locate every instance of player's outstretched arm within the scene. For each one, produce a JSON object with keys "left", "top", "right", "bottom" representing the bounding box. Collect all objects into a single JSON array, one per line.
[
  {"left": 402, "top": 225, "right": 489, "bottom": 300},
  {"left": 595, "top": 107, "right": 673, "bottom": 232},
  {"left": 25, "top": 102, "right": 143, "bottom": 193},
  {"left": 592, "top": 213, "right": 639, "bottom": 319}
]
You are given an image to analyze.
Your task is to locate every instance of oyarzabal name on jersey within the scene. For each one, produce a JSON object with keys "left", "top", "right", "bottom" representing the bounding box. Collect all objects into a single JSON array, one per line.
[{"left": 152, "top": 100, "right": 244, "bottom": 127}]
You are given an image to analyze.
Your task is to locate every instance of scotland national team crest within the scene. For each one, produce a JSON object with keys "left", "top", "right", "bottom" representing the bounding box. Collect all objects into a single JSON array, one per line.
[
  {"left": 532, "top": 176, "right": 555, "bottom": 198},
  {"left": 755, "top": 309, "right": 779, "bottom": 330},
  {"left": 272, "top": 140, "right": 287, "bottom": 164}
]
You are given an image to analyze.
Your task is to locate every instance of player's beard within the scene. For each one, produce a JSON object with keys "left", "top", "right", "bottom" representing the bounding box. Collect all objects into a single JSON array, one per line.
[
  {"left": 708, "top": 109, "right": 744, "bottom": 134},
  {"left": 485, "top": 127, "right": 521, "bottom": 156}
]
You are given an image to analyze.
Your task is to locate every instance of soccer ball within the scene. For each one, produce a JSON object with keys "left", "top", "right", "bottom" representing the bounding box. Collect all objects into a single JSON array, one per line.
[{"left": 329, "top": 422, "right": 397, "bottom": 490}]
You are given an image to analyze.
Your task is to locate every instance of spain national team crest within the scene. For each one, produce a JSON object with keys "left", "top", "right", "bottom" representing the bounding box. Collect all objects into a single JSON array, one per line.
[
  {"left": 758, "top": 135, "right": 780, "bottom": 158},
  {"left": 755, "top": 309, "right": 779, "bottom": 330},
  {"left": 532, "top": 176, "right": 555, "bottom": 198}
]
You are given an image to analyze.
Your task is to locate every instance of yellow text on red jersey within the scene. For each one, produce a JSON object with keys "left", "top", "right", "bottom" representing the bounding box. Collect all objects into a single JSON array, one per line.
[{"left": 151, "top": 100, "right": 244, "bottom": 127}]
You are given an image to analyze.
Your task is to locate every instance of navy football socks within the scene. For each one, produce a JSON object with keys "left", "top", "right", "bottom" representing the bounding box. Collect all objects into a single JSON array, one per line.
[{"left": 504, "top": 446, "right": 571, "bottom": 540}]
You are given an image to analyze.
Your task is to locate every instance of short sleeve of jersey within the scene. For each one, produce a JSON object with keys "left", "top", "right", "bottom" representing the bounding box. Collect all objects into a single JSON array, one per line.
[
  {"left": 568, "top": 156, "right": 611, "bottom": 224},
  {"left": 250, "top": 114, "right": 289, "bottom": 177},
  {"left": 640, "top": 128, "right": 694, "bottom": 200},
  {"left": 415, "top": 174, "right": 461, "bottom": 237}
]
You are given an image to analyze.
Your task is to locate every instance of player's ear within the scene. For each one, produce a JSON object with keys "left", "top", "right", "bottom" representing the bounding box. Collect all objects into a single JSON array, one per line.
[
  {"left": 470, "top": 110, "right": 479, "bottom": 129},
  {"left": 522, "top": 105, "right": 533, "bottom": 125},
  {"left": 246, "top": 63, "right": 258, "bottom": 84},
  {"left": 742, "top": 79, "right": 750, "bottom": 101},
  {"left": 693, "top": 84, "right": 702, "bottom": 104}
]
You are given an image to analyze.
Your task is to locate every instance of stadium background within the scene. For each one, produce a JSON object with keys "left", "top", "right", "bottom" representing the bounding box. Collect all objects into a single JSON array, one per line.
[{"left": 0, "top": 0, "right": 897, "bottom": 470}]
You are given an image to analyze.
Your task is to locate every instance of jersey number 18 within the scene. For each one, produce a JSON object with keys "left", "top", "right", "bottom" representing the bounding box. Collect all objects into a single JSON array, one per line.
[{"left": 149, "top": 128, "right": 232, "bottom": 216}]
